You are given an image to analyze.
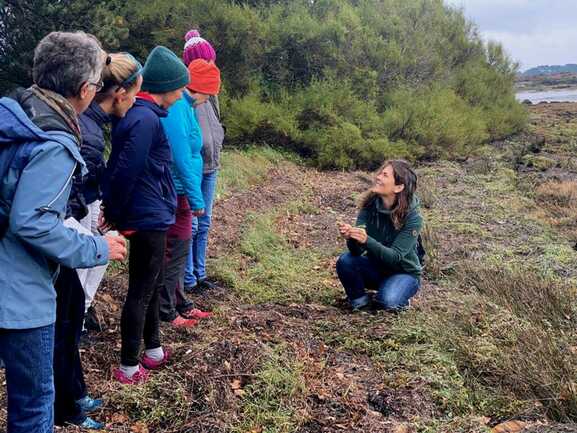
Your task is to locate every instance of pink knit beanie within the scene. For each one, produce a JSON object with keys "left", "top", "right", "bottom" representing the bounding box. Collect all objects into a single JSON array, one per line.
[{"left": 183, "top": 29, "right": 216, "bottom": 66}]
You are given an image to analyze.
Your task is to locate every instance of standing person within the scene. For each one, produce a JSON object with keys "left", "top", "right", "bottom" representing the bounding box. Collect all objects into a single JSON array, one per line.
[
  {"left": 336, "top": 160, "right": 423, "bottom": 312},
  {"left": 53, "top": 52, "right": 143, "bottom": 430},
  {"left": 159, "top": 59, "right": 221, "bottom": 328},
  {"left": 75, "top": 53, "right": 144, "bottom": 333},
  {"left": 102, "top": 46, "right": 189, "bottom": 385},
  {"left": 181, "top": 29, "right": 225, "bottom": 293},
  {"left": 0, "top": 31, "right": 126, "bottom": 433}
]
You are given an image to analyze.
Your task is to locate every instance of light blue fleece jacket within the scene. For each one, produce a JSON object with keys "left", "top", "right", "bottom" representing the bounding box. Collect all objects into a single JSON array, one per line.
[
  {"left": 0, "top": 97, "right": 109, "bottom": 329},
  {"left": 160, "top": 91, "right": 204, "bottom": 211}
]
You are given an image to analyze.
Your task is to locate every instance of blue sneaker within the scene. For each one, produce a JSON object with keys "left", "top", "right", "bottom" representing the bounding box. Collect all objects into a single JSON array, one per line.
[
  {"left": 76, "top": 395, "right": 103, "bottom": 413},
  {"left": 79, "top": 416, "right": 104, "bottom": 430}
]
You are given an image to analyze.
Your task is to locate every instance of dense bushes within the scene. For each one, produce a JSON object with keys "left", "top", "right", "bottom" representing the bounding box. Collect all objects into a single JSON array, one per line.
[{"left": 0, "top": 0, "right": 527, "bottom": 169}]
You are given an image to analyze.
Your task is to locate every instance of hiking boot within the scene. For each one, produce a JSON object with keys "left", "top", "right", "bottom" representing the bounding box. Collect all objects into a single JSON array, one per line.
[
  {"left": 84, "top": 306, "right": 103, "bottom": 332},
  {"left": 170, "top": 315, "right": 199, "bottom": 328},
  {"left": 76, "top": 395, "right": 103, "bottom": 413},
  {"left": 113, "top": 365, "right": 149, "bottom": 385},
  {"left": 181, "top": 308, "right": 212, "bottom": 320},
  {"left": 141, "top": 347, "right": 171, "bottom": 370},
  {"left": 79, "top": 416, "right": 104, "bottom": 430}
]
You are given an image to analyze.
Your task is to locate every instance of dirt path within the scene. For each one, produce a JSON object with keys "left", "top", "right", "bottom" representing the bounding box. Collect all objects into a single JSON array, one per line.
[{"left": 50, "top": 161, "right": 393, "bottom": 433}]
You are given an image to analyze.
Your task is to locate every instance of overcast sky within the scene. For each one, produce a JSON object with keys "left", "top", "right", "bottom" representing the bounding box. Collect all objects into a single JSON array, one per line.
[{"left": 446, "top": 0, "right": 575, "bottom": 71}]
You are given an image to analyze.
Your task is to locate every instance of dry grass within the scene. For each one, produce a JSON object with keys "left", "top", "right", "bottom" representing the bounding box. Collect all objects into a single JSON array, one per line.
[
  {"left": 536, "top": 180, "right": 577, "bottom": 211},
  {"left": 430, "top": 264, "right": 577, "bottom": 422}
]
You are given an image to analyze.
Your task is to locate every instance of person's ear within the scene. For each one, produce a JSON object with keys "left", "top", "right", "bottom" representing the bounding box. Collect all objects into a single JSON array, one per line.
[
  {"left": 114, "top": 87, "right": 127, "bottom": 104},
  {"left": 393, "top": 183, "right": 405, "bottom": 194},
  {"left": 79, "top": 82, "right": 91, "bottom": 100}
]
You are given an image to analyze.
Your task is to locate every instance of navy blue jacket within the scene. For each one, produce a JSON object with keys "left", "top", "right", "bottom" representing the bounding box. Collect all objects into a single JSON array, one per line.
[
  {"left": 102, "top": 97, "right": 177, "bottom": 231},
  {"left": 66, "top": 102, "right": 111, "bottom": 220},
  {"left": 79, "top": 101, "right": 110, "bottom": 205}
]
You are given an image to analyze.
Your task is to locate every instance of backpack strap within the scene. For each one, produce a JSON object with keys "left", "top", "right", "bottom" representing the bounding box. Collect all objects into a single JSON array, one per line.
[{"left": 209, "top": 96, "right": 221, "bottom": 121}]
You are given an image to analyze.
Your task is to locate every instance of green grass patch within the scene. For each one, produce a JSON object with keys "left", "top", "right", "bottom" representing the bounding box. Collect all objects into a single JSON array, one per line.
[
  {"left": 108, "top": 370, "right": 194, "bottom": 430},
  {"left": 232, "top": 345, "right": 306, "bottom": 433},
  {"left": 212, "top": 210, "right": 337, "bottom": 305},
  {"left": 313, "top": 314, "right": 498, "bottom": 420},
  {"left": 217, "top": 146, "right": 288, "bottom": 199}
]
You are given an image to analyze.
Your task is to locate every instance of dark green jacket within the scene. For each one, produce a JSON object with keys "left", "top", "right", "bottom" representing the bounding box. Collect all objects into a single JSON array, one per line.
[{"left": 347, "top": 196, "right": 423, "bottom": 278}]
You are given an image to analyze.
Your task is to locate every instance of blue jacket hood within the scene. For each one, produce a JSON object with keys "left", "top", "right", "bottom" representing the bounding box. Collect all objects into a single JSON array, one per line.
[
  {"left": 0, "top": 97, "right": 48, "bottom": 144},
  {"left": 0, "top": 96, "right": 85, "bottom": 169}
]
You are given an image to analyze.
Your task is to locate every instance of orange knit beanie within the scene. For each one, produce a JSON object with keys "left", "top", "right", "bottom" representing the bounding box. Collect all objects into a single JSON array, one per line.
[{"left": 187, "top": 59, "right": 221, "bottom": 95}]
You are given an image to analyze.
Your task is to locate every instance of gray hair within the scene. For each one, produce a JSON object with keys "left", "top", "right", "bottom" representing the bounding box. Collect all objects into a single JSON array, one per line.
[{"left": 33, "top": 31, "right": 105, "bottom": 98}]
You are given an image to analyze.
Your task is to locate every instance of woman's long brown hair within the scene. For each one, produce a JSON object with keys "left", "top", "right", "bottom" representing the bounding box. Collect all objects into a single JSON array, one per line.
[{"left": 358, "top": 160, "right": 418, "bottom": 230}]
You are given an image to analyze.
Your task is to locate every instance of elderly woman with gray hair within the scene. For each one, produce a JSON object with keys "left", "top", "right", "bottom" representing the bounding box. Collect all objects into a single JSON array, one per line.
[{"left": 0, "top": 32, "right": 126, "bottom": 433}]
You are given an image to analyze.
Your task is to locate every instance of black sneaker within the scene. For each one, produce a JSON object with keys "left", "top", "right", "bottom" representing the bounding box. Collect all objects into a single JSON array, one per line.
[
  {"left": 198, "top": 278, "right": 218, "bottom": 291},
  {"left": 184, "top": 283, "right": 199, "bottom": 294},
  {"left": 79, "top": 330, "right": 94, "bottom": 347},
  {"left": 84, "top": 306, "right": 103, "bottom": 332},
  {"left": 351, "top": 302, "right": 372, "bottom": 313}
]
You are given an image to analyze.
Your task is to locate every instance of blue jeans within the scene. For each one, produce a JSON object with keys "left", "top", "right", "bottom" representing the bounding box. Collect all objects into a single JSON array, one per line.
[
  {"left": 336, "top": 253, "right": 420, "bottom": 310},
  {"left": 185, "top": 170, "right": 218, "bottom": 286},
  {"left": 0, "top": 324, "right": 55, "bottom": 433}
]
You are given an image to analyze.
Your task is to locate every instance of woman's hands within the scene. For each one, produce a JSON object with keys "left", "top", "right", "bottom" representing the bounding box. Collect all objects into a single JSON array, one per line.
[
  {"left": 349, "top": 227, "right": 368, "bottom": 244},
  {"left": 98, "top": 208, "right": 113, "bottom": 233},
  {"left": 105, "top": 235, "right": 127, "bottom": 261},
  {"left": 337, "top": 222, "right": 352, "bottom": 239},
  {"left": 192, "top": 208, "right": 205, "bottom": 217},
  {"left": 337, "top": 222, "right": 368, "bottom": 244}
]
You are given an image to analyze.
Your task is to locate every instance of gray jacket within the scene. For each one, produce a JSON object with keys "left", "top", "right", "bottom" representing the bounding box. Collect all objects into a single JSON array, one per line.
[{"left": 196, "top": 96, "right": 225, "bottom": 174}]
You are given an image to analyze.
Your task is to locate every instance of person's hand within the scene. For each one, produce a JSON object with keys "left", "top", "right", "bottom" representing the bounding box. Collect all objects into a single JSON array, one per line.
[
  {"left": 98, "top": 210, "right": 113, "bottom": 233},
  {"left": 337, "top": 222, "right": 353, "bottom": 239},
  {"left": 192, "top": 208, "right": 205, "bottom": 217},
  {"left": 105, "top": 235, "right": 127, "bottom": 261},
  {"left": 349, "top": 227, "right": 368, "bottom": 244}
]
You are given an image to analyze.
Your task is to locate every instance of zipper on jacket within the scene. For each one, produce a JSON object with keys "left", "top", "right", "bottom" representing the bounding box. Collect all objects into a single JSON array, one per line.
[{"left": 35, "top": 162, "right": 77, "bottom": 215}]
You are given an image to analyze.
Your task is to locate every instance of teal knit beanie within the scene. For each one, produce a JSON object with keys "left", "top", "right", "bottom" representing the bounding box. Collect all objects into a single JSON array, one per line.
[{"left": 141, "top": 46, "right": 189, "bottom": 94}]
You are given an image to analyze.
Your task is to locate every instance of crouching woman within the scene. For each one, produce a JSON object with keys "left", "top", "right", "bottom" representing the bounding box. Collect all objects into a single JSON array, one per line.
[{"left": 336, "top": 160, "right": 423, "bottom": 311}]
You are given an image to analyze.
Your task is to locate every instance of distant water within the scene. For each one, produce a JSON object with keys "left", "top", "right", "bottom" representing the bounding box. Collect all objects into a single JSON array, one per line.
[{"left": 516, "top": 88, "right": 577, "bottom": 104}]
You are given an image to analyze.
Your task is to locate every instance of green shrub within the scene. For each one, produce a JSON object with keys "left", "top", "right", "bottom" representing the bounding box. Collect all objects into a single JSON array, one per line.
[
  {"left": 224, "top": 92, "right": 299, "bottom": 145},
  {"left": 0, "top": 0, "right": 526, "bottom": 167},
  {"left": 383, "top": 87, "right": 489, "bottom": 159}
]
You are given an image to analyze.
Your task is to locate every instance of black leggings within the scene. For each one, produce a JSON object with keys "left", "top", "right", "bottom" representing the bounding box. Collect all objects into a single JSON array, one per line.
[
  {"left": 120, "top": 230, "right": 166, "bottom": 366},
  {"left": 54, "top": 267, "right": 87, "bottom": 426}
]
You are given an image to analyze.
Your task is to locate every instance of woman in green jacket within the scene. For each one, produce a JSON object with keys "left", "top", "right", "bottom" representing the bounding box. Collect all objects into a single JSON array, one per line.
[{"left": 337, "top": 160, "right": 423, "bottom": 311}]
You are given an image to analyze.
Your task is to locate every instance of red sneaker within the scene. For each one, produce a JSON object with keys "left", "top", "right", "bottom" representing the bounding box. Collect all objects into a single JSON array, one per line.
[
  {"left": 181, "top": 308, "right": 212, "bottom": 320},
  {"left": 113, "top": 365, "right": 149, "bottom": 385},
  {"left": 141, "top": 347, "right": 171, "bottom": 370},
  {"left": 170, "top": 315, "right": 199, "bottom": 328}
]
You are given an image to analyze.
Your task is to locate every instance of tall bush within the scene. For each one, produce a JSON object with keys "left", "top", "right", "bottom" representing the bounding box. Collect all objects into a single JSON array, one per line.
[{"left": 0, "top": 0, "right": 527, "bottom": 169}]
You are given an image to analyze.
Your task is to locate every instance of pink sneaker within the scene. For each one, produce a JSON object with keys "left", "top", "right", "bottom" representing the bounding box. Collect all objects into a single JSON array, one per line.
[
  {"left": 171, "top": 315, "right": 199, "bottom": 328},
  {"left": 181, "top": 308, "right": 212, "bottom": 320},
  {"left": 113, "top": 365, "right": 149, "bottom": 385},
  {"left": 141, "top": 347, "right": 171, "bottom": 370}
]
